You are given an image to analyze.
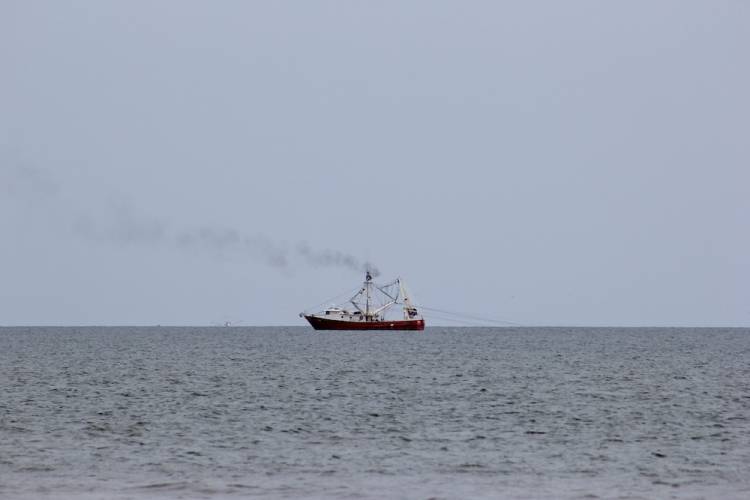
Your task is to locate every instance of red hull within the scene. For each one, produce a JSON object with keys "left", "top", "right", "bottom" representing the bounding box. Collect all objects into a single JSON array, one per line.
[{"left": 305, "top": 315, "right": 425, "bottom": 331}]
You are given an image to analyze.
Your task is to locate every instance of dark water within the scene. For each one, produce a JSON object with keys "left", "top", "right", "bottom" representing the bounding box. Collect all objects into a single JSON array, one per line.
[{"left": 1, "top": 327, "right": 749, "bottom": 499}]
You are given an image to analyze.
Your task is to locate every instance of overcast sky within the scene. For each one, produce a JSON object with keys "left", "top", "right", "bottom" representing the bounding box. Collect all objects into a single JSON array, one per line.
[{"left": 1, "top": 1, "right": 748, "bottom": 326}]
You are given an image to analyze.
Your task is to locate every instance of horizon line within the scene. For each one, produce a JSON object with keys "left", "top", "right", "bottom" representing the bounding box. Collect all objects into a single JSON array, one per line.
[{"left": 1, "top": 324, "right": 748, "bottom": 329}]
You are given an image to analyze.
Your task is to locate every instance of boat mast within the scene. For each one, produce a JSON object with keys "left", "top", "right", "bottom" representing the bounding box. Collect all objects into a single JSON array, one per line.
[
  {"left": 365, "top": 271, "right": 372, "bottom": 320},
  {"left": 399, "top": 278, "right": 418, "bottom": 319}
]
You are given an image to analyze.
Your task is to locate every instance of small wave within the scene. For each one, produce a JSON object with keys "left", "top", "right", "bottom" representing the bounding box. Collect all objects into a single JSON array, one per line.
[
  {"left": 134, "top": 481, "right": 190, "bottom": 491},
  {"left": 15, "top": 465, "right": 55, "bottom": 472}
]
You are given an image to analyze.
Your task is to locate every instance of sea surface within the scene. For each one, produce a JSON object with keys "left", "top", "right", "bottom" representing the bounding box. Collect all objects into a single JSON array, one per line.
[{"left": 1, "top": 327, "right": 749, "bottom": 499}]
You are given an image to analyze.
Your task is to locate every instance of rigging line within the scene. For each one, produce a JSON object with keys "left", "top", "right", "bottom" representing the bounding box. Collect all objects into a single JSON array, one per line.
[
  {"left": 417, "top": 305, "right": 522, "bottom": 326},
  {"left": 420, "top": 310, "right": 497, "bottom": 326},
  {"left": 421, "top": 313, "right": 474, "bottom": 325},
  {"left": 423, "top": 315, "right": 515, "bottom": 327},
  {"left": 304, "top": 287, "right": 361, "bottom": 314}
]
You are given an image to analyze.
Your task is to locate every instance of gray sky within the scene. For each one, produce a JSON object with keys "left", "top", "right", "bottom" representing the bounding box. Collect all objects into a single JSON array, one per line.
[{"left": 1, "top": 1, "right": 748, "bottom": 326}]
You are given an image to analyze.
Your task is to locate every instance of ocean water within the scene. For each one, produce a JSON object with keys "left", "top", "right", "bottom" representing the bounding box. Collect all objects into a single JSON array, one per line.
[{"left": 1, "top": 326, "right": 749, "bottom": 499}]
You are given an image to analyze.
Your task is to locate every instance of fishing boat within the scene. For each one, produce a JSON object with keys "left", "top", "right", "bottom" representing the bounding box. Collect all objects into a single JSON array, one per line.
[{"left": 301, "top": 272, "right": 425, "bottom": 331}]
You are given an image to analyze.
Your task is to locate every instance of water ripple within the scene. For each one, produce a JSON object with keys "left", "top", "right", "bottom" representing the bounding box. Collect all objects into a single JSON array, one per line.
[{"left": 1, "top": 326, "right": 749, "bottom": 499}]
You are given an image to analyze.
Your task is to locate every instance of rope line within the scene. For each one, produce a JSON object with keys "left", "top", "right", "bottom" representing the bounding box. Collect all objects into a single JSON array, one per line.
[
  {"left": 303, "top": 287, "right": 361, "bottom": 314},
  {"left": 417, "top": 305, "right": 522, "bottom": 326}
]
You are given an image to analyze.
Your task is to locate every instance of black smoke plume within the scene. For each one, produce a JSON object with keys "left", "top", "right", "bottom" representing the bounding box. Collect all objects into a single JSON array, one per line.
[{"left": 3, "top": 164, "right": 378, "bottom": 276}]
